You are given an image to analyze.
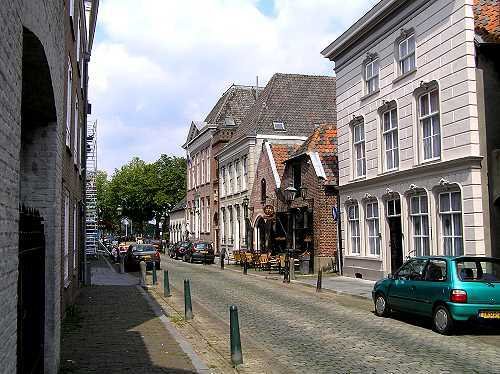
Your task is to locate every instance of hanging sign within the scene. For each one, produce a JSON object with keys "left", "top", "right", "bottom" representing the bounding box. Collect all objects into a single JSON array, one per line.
[{"left": 263, "top": 204, "right": 275, "bottom": 217}]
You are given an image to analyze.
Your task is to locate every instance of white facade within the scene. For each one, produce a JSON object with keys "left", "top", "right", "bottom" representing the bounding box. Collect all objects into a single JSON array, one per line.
[
  {"left": 322, "top": 0, "right": 491, "bottom": 280},
  {"left": 169, "top": 209, "right": 187, "bottom": 244}
]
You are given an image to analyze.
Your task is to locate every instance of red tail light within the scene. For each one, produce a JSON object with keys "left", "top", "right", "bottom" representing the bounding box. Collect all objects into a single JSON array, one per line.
[
  {"left": 155, "top": 251, "right": 160, "bottom": 259},
  {"left": 450, "top": 289, "right": 467, "bottom": 303}
]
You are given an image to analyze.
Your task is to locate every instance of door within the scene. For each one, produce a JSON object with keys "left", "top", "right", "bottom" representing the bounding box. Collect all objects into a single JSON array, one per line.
[
  {"left": 416, "top": 259, "right": 450, "bottom": 316},
  {"left": 388, "top": 258, "right": 428, "bottom": 313},
  {"left": 389, "top": 217, "right": 403, "bottom": 273}
]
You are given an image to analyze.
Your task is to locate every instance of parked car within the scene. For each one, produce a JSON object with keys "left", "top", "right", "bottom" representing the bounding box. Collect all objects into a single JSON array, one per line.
[
  {"left": 124, "top": 244, "right": 161, "bottom": 271},
  {"left": 372, "top": 256, "right": 500, "bottom": 334},
  {"left": 172, "top": 241, "right": 191, "bottom": 260},
  {"left": 183, "top": 241, "right": 215, "bottom": 264}
]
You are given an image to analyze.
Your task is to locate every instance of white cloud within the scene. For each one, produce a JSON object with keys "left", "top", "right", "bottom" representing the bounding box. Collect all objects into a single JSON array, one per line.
[{"left": 89, "top": 0, "right": 378, "bottom": 174}]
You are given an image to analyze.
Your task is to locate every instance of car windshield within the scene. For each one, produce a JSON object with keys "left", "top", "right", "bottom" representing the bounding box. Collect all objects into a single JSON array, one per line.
[
  {"left": 134, "top": 245, "right": 155, "bottom": 252},
  {"left": 456, "top": 258, "right": 500, "bottom": 283}
]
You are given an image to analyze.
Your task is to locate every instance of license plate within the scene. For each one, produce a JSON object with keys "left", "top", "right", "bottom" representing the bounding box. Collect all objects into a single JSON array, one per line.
[
  {"left": 143, "top": 256, "right": 151, "bottom": 260},
  {"left": 200, "top": 251, "right": 207, "bottom": 254},
  {"left": 479, "top": 311, "right": 500, "bottom": 319}
]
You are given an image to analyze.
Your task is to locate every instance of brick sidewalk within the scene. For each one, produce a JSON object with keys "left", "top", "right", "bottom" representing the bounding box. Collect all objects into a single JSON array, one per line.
[{"left": 60, "top": 258, "right": 206, "bottom": 373}]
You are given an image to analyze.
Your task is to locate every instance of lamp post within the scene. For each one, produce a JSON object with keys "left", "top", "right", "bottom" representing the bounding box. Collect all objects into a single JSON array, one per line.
[
  {"left": 282, "top": 183, "right": 297, "bottom": 283},
  {"left": 242, "top": 196, "right": 249, "bottom": 250}
]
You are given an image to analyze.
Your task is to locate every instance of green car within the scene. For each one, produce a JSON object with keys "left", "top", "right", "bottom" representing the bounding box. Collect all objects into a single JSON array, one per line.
[{"left": 372, "top": 256, "right": 500, "bottom": 334}]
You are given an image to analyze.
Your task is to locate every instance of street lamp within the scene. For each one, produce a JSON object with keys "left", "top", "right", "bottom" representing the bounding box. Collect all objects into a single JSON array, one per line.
[
  {"left": 300, "top": 186, "right": 308, "bottom": 200},
  {"left": 242, "top": 196, "right": 249, "bottom": 249},
  {"left": 283, "top": 183, "right": 298, "bottom": 205}
]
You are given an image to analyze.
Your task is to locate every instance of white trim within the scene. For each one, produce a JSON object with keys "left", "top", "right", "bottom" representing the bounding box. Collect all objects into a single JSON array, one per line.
[
  {"left": 308, "top": 152, "right": 327, "bottom": 179},
  {"left": 265, "top": 142, "right": 281, "bottom": 188}
]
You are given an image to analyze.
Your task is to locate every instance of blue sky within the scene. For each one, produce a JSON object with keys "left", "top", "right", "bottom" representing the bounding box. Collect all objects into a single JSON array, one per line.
[{"left": 89, "top": 0, "right": 378, "bottom": 175}]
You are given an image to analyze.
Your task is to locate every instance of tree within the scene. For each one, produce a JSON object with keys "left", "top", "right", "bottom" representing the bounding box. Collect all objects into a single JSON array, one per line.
[{"left": 95, "top": 170, "right": 118, "bottom": 232}]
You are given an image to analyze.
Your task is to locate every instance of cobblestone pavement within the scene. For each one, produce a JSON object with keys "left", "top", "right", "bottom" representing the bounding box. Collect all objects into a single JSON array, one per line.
[
  {"left": 161, "top": 256, "right": 500, "bottom": 374},
  {"left": 60, "top": 258, "right": 201, "bottom": 374}
]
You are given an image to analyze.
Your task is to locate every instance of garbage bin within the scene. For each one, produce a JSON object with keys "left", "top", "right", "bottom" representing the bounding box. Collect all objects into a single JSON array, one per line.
[{"left": 300, "top": 255, "right": 310, "bottom": 274}]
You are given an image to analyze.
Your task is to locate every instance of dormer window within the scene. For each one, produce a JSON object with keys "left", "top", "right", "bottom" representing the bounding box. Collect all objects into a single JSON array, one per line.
[
  {"left": 273, "top": 121, "right": 285, "bottom": 131},
  {"left": 398, "top": 34, "right": 416, "bottom": 75},
  {"left": 365, "top": 59, "right": 379, "bottom": 94}
]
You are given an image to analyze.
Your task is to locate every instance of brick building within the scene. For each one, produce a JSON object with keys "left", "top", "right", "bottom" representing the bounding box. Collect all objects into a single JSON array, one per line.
[
  {"left": 0, "top": 1, "right": 98, "bottom": 372},
  {"left": 321, "top": 0, "right": 500, "bottom": 280},
  {"left": 183, "top": 85, "right": 260, "bottom": 253}
]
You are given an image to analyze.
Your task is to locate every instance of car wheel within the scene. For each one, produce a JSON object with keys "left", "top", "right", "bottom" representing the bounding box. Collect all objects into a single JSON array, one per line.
[
  {"left": 374, "top": 293, "right": 390, "bottom": 317},
  {"left": 433, "top": 305, "right": 454, "bottom": 335}
]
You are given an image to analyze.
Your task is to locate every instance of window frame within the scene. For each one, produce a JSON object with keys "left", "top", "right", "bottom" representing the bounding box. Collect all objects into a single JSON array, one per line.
[
  {"left": 66, "top": 57, "right": 73, "bottom": 149},
  {"left": 418, "top": 89, "right": 441, "bottom": 162},
  {"left": 439, "top": 191, "right": 463, "bottom": 256},
  {"left": 273, "top": 121, "right": 285, "bottom": 131},
  {"left": 365, "top": 58, "right": 379, "bottom": 95},
  {"left": 409, "top": 194, "right": 430, "bottom": 257},
  {"left": 382, "top": 108, "right": 399, "bottom": 171},
  {"left": 64, "top": 189, "right": 70, "bottom": 285},
  {"left": 365, "top": 201, "right": 380, "bottom": 256},
  {"left": 347, "top": 204, "right": 361, "bottom": 255},
  {"left": 398, "top": 34, "right": 416, "bottom": 75},
  {"left": 352, "top": 122, "right": 366, "bottom": 178}
]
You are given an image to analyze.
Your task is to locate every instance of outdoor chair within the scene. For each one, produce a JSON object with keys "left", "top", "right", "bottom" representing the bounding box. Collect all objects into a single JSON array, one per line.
[
  {"left": 245, "top": 252, "right": 254, "bottom": 268},
  {"left": 259, "top": 253, "right": 270, "bottom": 271},
  {"left": 234, "top": 251, "right": 241, "bottom": 265}
]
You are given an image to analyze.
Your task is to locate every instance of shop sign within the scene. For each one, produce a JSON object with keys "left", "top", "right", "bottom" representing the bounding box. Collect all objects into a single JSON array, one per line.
[{"left": 263, "top": 204, "right": 275, "bottom": 217}]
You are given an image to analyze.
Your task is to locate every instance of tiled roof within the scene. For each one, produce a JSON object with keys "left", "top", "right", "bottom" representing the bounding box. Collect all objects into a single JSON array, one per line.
[
  {"left": 474, "top": 0, "right": 500, "bottom": 43},
  {"left": 270, "top": 143, "right": 301, "bottom": 177},
  {"left": 204, "top": 84, "right": 262, "bottom": 127},
  {"left": 170, "top": 196, "right": 186, "bottom": 213},
  {"left": 289, "top": 124, "right": 338, "bottom": 186},
  {"left": 230, "top": 73, "right": 336, "bottom": 142}
]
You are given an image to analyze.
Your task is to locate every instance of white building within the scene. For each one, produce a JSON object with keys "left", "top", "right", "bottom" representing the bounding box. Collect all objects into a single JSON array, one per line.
[
  {"left": 321, "top": 0, "right": 497, "bottom": 280},
  {"left": 169, "top": 198, "right": 187, "bottom": 244}
]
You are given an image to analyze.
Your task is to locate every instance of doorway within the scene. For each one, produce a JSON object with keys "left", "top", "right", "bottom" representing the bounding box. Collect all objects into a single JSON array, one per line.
[{"left": 386, "top": 198, "right": 403, "bottom": 273}]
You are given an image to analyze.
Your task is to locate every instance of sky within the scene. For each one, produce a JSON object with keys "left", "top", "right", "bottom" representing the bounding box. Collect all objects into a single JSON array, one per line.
[{"left": 89, "top": 0, "right": 379, "bottom": 175}]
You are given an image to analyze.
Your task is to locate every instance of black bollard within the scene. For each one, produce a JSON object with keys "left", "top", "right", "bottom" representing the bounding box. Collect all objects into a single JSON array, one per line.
[
  {"left": 184, "top": 279, "right": 193, "bottom": 320},
  {"left": 220, "top": 251, "right": 225, "bottom": 270},
  {"left": 229, "top": 305, "right": 243, "bottom": 366},
  {"left": 283, "top": 255, "right": 290, "bottom": 283},
  {"left": 163, "top": 270, "right": 171, "bottom": 297},
  {"left": 316, "top": 268, "right": 323, "bottom": 292},
  {"left": 243, "top": 259, "right": 248, "bottom": 275},
  {"left": 152, "top": 264, "right": 157, "bottom": 285}
]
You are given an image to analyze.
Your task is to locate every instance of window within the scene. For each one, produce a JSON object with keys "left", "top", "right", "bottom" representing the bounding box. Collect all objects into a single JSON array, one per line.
[
  {"left": 201, "top": 151, "right": 205, "bottom": 184},
  {"left": 382, "top": 109, "right": 399, "bottom": 170},
  {"left": 410, "top": 194, "right": 430, "bottom": 256},
  {"left": 66, "top": 58, "right": 73, "bottom": 148},
  {"left": 419, "top": 90, "right": 440, "bottom": 160},
  {"left": 196, "top": 155, "right": 200, "bottom": 186},
  {"left": 261, "top": 179, "right": 267, "bottom": 204},
  {"left": 228, "top": 163, "right": 233, "bottom": 194},
  {"left": 398, "top": 34, "right": 415, "bottom": 75},
  {"left": 236, "top": 160, "right": 241, "bottom": 192},
  {"left": 73, "top": 98, "right": 79, "bottom": 164},
  {"left": 273, "top": 121, "right": 285, "bottom": 131},
  {"left": 200, "top": 198, "right": 204, "bottom": 233},
  {"left": 292, "top": 163, "right": 301, "bottom": 189},
  {"left": 365, "top": 59, "right": 379, "bottom": 94},
  {"left": 221, "top": 167, "right": 226, "bottom": 196},
  {"left": 456, "top": 259, "right": 500, "bottom": 282},
  {"left": 76, "top": 15, "right": 81, "bottom": 62},
  {"left": 425, "top": 259, "right": 447, "bottom": 282},
  {"left": 353, "top": 122, "right": 366, "bottom": 177},
  {"left": 207, "top": 201, "right": 210, "bottom": 233},
  {"left": 242, "top": 156, "right": 248, "bottom": 190},
  {"left": 206, "top": 148, "right": 210, "bottom": 182},
  {"left": 439, "top": 191, "right": 463, "bottom": 256},
  {"left": 348, "top": 204, "right": 360, "bottom": 254},
  {"left": 366, "top": 201, "right": 380, "bottom": 255},
  {"left": 386, "top": 198, "right": 401, "bottom": 217},
  {"left": 73, "top": 203, "right": 78, "bottom": 269},
  {"left": 64, "top": 189, "right": 70, "bottom": 284},
  {"left": 396, "top": 258, "right": 427, "bottom": 281}
]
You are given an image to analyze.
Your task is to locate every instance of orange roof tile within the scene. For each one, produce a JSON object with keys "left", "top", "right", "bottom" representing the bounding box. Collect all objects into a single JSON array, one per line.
[
  {"left": 474, "top": 0, "right": 500, "bottom": 43},
  {"left": 270, "top": 143, "right": 300, "bottom": 178}
]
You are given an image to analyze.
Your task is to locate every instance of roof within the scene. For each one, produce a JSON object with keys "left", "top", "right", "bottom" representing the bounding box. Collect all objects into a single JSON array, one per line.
[
  {"left": 230, "top": 73, "right": 336, "bottom": 142},
  {"left": 474, "top": 0, "right": 500, "bottom": 43},
  {"left": 287, "top": 124, "right": 338, "bottom": 185},
  {"left": 204, "top": 84, "right": 262, "bottom": 127},
  {"left": 170, "top": 197, "right": 186, "bottom": 213},
  {"left": 270, "top": 143, "right": 300, "bottom": 178}
]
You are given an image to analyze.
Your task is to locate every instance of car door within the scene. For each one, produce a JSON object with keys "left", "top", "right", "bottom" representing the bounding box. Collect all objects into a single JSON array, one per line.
[
  {"left": 416, "top": 259, "right": 450, "bottom": 317},
  {"left": 388, "top": 259, "right": 428, "bottom": 312}
]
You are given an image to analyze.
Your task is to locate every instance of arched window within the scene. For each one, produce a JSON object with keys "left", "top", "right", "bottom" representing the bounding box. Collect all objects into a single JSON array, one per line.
[{"left": 261, "top": 179, "right": 267, "bottom": 204}]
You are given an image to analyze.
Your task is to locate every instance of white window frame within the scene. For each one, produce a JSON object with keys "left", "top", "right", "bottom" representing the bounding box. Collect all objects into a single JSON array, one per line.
[
  {"left": 73, "top": 203, "right": 78, "bottom": 269},
  {"left": 236, "top": 159, "right": 241, "bottom": 192},
  {"left": 348, "top": 204, "right": 361, "bottom": 255},
  {"left": 410, "top": 194, "right": 430, "bottom": 256},
  {"left": 64, "top": 189, "right": 70, "bottom": 285},
  {"left": 207, "top": 201, "right": 210, "bottom": 233},
  {"left": 242, "top": 156, "right": 248, "bottom": 190},
  {"left": 382, "top": 108, "right": 399, "bottom": 171},
  {"left": 200, "top": 198, "right": 204, "bottom": 233},
  {"left": 221, "top": 167, "right": 226, "bottom": 197},
  {"left": 273, "top": 121, "right": 285, "bottom": 131},
  {"left": 353, "top": 122, "right": 366, "bottom": 178},
  {"left": 439, "top": 191, "right": 463, "bottom": 256},
  {"left": 419, "top": 89, "right": 441, "bottom": 161},
  {"left": 201, "top": 151, "right": 205, "bottom": 184},
  {"left": 398, "top": 34, "right": 416, "bottom": 75},
  {"left": 366, "top": 201, "right": 380, "bottom": 256},
  {"left": 365, "top": 59, "right": 379, "bottom": 95},
  {"left": 66, "top": 57, "right": 73, "bottom": 148},
  {"left": 386, "top": 198, "right": 401, "bottom": 218},
  {"left": 73, "top": 98, "right": 79, "bottom": 164},
  {"left": 206, "top": 148, "right": 210, "bottom": 182}
]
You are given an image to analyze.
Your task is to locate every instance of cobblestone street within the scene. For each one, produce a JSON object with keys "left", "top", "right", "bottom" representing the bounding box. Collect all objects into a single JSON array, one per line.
[{"left": 157, "top": 256, "right": 500, "bottom": 374}]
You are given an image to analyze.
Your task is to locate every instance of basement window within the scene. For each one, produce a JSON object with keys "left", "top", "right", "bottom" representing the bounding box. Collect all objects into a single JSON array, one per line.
[{"left": 273, "top": 121, "right": 285, "bottom": 131}]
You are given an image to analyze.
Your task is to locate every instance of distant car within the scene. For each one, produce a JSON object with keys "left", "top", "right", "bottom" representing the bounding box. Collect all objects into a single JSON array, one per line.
[
  {"left": 172, "top": 241, "right": 191, "bottom": 260},
  {"left": 183, "top": 241, "right": 215, "bottom": 264},
  {"left": 124, "top": 244, "right": 161, "bottom": 272},
  {"left": 372, "top": 256, "right": 500, "bottom": 334}
]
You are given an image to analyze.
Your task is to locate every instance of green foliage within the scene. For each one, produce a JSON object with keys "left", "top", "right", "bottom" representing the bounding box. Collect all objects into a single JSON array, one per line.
[{"left": 96, "top": 155, "right": 186, "bottom": 235}]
